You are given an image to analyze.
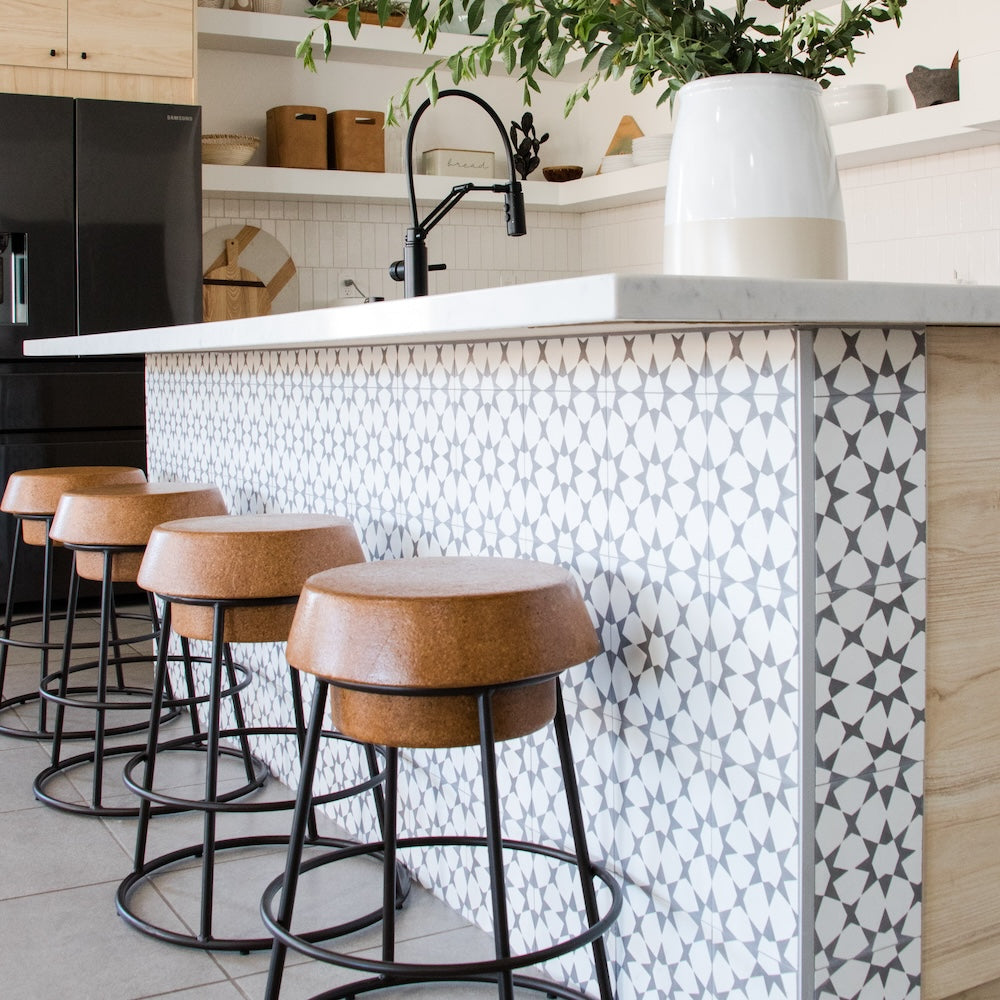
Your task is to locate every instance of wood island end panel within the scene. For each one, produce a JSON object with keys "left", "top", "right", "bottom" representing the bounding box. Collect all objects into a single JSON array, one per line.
[{"left": 925, "top": 325, "right": 1000, "bottom": 1000}]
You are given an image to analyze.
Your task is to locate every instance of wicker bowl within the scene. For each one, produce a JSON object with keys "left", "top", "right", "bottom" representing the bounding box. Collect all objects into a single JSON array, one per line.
[
  {"left": 542, "top": 165, "right": 583, "bottom": 183},
  {"left": 201, "top": 134, "right": 260, "bottom": 166}
]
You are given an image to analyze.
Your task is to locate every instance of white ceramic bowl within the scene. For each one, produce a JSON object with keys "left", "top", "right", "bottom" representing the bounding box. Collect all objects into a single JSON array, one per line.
[{"left": 821, "top": 84, "right": 889, "bottom": 126}]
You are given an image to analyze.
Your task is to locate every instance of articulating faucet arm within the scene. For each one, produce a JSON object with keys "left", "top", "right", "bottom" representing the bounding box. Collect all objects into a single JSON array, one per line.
[{"left": 389, "top": 89, "right": 527, "bottom": 299}]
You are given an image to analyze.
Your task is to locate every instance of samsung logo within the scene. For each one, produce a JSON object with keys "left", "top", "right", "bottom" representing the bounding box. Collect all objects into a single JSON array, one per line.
[{"left": 167, "top": 114, "right": 195, "bottom": 122}]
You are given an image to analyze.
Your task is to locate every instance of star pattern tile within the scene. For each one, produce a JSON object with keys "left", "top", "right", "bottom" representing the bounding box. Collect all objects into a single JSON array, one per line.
[{"left": 144, "top": 320, "right": 928, "bottom": 1000}]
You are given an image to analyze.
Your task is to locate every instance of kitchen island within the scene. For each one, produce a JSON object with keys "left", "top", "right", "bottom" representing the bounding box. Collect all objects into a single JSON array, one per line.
[{"left": 26, "top": 273, "right": 1000, "bottom": 1000}]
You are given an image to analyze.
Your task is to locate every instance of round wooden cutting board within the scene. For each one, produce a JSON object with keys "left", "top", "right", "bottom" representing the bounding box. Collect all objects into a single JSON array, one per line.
[{"left": 202, "top": 225, "right": 298, "bottom": 322}]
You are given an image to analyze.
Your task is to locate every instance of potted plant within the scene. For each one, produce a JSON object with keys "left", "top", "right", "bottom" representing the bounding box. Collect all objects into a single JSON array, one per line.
[
  {"left": 300, "top": 1, "right": 908, "bottom": 279},
  {"left": 301, "top": 1, "right": 906, "bottom": 116},
  {"left": 307, "top": 0, "right": 408, "bottom": 32}
]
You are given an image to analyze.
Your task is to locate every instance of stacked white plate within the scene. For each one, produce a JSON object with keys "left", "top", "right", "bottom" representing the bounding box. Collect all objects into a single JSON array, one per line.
[
  {"left": 601, "top": 153, "right": 634, "bottom": 173},
  {"left": 632, "top": 134, "right": 672, "bottom": 165}
]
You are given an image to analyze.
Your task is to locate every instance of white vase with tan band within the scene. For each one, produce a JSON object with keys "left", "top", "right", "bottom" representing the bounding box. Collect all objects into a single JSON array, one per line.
[{"left": 663, "top": 74, "right": 847, "bottom": 280}]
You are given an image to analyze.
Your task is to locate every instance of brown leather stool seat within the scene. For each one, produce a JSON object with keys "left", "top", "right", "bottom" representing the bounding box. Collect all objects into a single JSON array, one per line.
[
  {"left": 0, "top": 466, "right": 147, "bottom": 740},
  {"left": 262, "top": 556, "right": 622, "bottom": 1000},
  {"left": 33, "top": 482, "right": 227, "bottom": 817},
  {"left": 117, "top": 513, "right": 385, "bottom": 953}
]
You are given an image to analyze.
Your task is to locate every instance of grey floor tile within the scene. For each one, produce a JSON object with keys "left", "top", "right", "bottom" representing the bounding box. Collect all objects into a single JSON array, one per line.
[
  {"left": 0, "top": 880, "right": 229, "bottom": 1000},
  {"left": 141, "top": 983, "right": 249, "bottom": 1000},
  {"left": 0, "top": 804, "right": 132, "bottom": 900},
  {"left": 0, "top": 739, "right": 56, "bottom": 810}
]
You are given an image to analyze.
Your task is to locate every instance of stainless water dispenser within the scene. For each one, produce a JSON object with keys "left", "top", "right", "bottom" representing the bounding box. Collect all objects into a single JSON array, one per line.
[{"left": 0, "top": 233, "right": 27, "bottom": 325}]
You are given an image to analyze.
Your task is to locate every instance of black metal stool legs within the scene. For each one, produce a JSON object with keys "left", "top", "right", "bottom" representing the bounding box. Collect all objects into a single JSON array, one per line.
[
  {"left": 133, "top": 600, "right": 174, "bottom": 870},
  {"left": 33, "top": 551, "right": 182, "bottom": 817},
  {"left": 223, "top": 641, "right": 259, "bottom": 786},
  {"left": 0, "top": 525, "right": 23, "bottom": 715},
  {"left": 0, "top": 517, "right": 55, "bottom": 737},
  {"left": 261, "top": 676, "right": 622, "bottom": 1000},
  {"left": 478, "top": 691, "right": 515, "bottom": 1000},
  {"left": 265, "top": 678, "right": 330, "bottom": 1000},
  {"left": 552, "top": 684, "right": 615, "bottom": 1000},
  {"left": 379, "top": 744, "right": 399, "bottom": 967},
  {"left": 199, "top": 603, "right": 228, "bottom": 944},
  {"left": 119, "top": 598, "right": 385, "bottom": 953},
  {"left": 47, "top": 556, "right": 81, "bottom": 769},
  {"left": 90, "top": 551, "right": 115, "bottom": 808}
]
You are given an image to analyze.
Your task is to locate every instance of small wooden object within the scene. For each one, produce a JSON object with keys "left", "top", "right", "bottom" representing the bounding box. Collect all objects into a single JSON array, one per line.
[
  {"left": 328, "top": 110, "right": 385, "bottom": 172},
  {"left": 603, "top": 115, "right": 644, "bottom": 157},
  {"left": 266, "top": 105, "right": 327, "bottom": 169},
  {"left": 331, "top": 8, "right": 404, "bottom": 25}
]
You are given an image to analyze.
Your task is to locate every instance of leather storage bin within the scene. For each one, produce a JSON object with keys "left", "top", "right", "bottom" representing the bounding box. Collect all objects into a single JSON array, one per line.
[
  {"left": 266, "top": 106, "right": 327, "bottom": 169},
  {"left": 328, "top": 110, "right": 385, "bottom": 172}
]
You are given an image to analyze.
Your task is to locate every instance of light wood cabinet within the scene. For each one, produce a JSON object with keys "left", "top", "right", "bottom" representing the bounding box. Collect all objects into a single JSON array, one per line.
[
  {"left": 68, "top": 0, "right": 194, "bottom": 78},
  {"left": 0, "top": 0, "right": 67, "bottom": 70},
  {"left": 0, "top": 0, "right": 195, "bottom": 103}
]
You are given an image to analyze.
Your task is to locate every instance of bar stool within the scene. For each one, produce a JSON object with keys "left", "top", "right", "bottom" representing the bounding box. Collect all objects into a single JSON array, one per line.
[
  {"left": 0, "top": 465, "right": 147, "bottom": 739},
  {"left": 262, "top": 556, "right": 622, "bottom": 1000},
  {"left": 33, "top": 482, "right": 229, "bottom": 817},
  {"left": 117, "top": 513, "right": 390, "bottom": 952}
]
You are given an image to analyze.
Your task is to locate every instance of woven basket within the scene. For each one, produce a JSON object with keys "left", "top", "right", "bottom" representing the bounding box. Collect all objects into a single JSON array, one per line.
[{"left": 201, "top": 134, "right": 260, "bottom": 166}]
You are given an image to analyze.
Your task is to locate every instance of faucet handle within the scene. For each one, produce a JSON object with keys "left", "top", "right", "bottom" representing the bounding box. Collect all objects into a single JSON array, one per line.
[{"left": 389, "top": 261, "right": 447, "bottom": 283}]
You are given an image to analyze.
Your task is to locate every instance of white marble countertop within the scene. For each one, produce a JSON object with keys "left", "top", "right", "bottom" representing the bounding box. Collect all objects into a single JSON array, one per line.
[{"left": 23, "top": 273, "right": 1000, "bottom": 357}]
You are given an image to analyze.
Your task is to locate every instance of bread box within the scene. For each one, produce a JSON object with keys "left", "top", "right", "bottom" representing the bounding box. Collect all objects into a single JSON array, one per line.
[{"left": 422, "top": 148, "right": 495, "bottom": 178}]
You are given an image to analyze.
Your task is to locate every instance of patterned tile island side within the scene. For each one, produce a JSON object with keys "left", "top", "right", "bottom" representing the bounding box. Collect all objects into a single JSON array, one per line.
[{"left": 145, "top": 325, "right": 926, "bottom": 1000}]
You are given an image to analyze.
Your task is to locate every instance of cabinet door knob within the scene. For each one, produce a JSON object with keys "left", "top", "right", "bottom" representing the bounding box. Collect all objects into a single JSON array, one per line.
[
  {"left": 50, "top": 48, "right": 56, "bottom": 57},
  {"left": 80, "top": 51, "right": 87, "bottom": 59}
]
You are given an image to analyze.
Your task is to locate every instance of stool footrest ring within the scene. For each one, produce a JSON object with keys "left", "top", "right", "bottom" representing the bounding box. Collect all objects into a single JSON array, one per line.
[
  {"left": 122, "top": 727, "right": 385, "bottom": 814},
  {"left": 261, "top": 834, "right": 623, "bottom": 986},
  {"left": 116, "top": 834, "right": 387, "bottom": 953},
  {"left": 309, "top": 972, "right": 600, "bottom": 1000},
  {"left": 33, "top": 742, "right": 269, "bottom": 817}
]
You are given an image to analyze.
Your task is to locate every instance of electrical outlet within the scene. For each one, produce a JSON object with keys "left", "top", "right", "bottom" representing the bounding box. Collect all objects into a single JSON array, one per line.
[{"left": 338, "top": 272, "right": 362, "bottom": 298}]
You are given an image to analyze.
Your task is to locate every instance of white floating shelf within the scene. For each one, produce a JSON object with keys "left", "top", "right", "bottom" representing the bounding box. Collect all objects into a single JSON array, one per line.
[
  {"left": 199, "top": 7, "right": 497, "bottom": 69},
  {"left": 832, "top": 100, "right": 999, "bottom": 168},
  {"left": 202, "top": 161, "right": 672, "bottom": 212}
]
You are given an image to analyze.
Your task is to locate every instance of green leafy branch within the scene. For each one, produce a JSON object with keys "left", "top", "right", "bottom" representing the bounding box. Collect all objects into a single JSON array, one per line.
[{"left": 298, "top": 0, "right": 906, "bottom": 121}]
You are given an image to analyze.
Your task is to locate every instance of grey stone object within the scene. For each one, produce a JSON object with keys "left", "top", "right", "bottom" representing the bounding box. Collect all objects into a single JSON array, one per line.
[{"left": 906, "top": 64, "right": 960, "bottom": 107}]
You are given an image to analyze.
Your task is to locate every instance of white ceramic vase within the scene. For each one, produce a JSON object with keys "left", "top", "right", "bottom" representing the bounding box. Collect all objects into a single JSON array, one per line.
[{"left": 663, "top": 74, "right": 847, "bottom": 280}]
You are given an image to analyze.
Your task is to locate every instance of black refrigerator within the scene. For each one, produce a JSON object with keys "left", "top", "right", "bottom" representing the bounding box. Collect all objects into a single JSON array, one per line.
[{"left": 0, "top": 95, "right": 202, "bottom": 605}]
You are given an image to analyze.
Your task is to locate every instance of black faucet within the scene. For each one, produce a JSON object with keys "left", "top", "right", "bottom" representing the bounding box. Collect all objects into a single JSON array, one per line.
[{"left": 389, "top": 89, "right": 527, "bottom": 298}]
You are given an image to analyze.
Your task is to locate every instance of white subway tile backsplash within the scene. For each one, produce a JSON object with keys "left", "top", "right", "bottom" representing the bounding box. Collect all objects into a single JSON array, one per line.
[
  {"left": 319, "top": 232, "right": 333, "bottom": 269},
  {"left": 375, "top": 225, "right": 389, "bottom": 275},
  {"left": 297, "top": 268, "right": 313, "bottom": 309},
  {"left": 274, "top": 220, "right": 291, "bottom": 252}
]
